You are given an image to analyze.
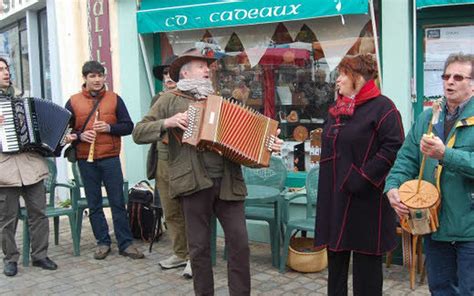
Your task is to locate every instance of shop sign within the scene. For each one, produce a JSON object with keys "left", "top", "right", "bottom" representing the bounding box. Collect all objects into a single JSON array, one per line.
[
  {"left": 88, "top": 0, "right": 113, "bottom": 90},
  {"left": 0, "top": 0, "right": 37, "bottom": 19},
  {"left": 137, "top": 0, "right": 368, "bottom": 34}
]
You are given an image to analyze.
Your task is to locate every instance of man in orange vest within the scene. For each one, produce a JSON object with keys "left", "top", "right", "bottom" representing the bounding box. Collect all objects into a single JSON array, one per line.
[{"left": 65, "top": 61, "right": 144, "bottom": 260}]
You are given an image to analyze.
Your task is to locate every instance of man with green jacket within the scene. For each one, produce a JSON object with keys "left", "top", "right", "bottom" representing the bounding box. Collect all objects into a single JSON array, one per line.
[
  {"left": 133, "top": 48, "right": 282, "bottom": 295},
  {"left": 385, "top": 53, "right": 474, "bottom": 295}
]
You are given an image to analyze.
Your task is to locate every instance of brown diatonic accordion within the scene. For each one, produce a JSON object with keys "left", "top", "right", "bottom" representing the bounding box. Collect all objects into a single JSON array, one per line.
[{"left": 182, "top": 95, "right": 278, "bottom": 168}]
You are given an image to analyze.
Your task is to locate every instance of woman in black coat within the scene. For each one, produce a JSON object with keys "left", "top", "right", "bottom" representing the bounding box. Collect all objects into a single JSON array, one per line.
[{"left": 315, "top": 54, "right": 404, "bottom": 296}]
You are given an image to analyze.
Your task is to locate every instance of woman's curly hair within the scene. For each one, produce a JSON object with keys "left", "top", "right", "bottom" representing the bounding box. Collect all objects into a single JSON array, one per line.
[{"left": 338, "top": 54, "right": 378, "bottom": 89}]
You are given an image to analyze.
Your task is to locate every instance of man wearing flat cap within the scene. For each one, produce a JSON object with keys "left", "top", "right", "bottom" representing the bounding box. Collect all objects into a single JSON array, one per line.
[
  {"left": 134, "top": 55, "right": 193, "bottom": 279},
  {"left": 133, "top": 48, "right": 283, "bottom": 295}
]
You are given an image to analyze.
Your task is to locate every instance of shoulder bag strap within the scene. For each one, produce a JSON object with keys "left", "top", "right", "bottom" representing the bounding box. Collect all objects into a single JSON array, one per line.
[
  {"left": 80, "top": 97, "right": 102, "bottom": 133},
  {"left": 71, "top": 96, "right": 102, "bottom": 147}
]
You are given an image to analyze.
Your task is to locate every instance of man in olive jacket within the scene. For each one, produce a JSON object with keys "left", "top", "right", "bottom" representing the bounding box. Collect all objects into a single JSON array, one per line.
[
  {"left": 385, "top": 53, "right": 474, "bottom": 295},
  {"left": 133, "top": 48, "right": 282, "bottom": 295},
  {"left": 0, "top": 57, "right": 57, "bottom": 277}
]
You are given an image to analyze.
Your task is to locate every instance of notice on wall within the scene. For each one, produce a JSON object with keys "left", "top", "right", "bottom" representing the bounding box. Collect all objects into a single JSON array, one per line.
[
  {"left": 423, "top": 61, "right": 444, "bottom": 99},
  {"left": 423, "top": 25, "right": 473, "bottom": 103},
  {"left": 425, "top": 25, "right": 474, "bottom": 63}
]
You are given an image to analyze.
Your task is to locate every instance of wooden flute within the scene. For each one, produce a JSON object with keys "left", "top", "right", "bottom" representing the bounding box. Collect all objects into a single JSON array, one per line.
[{"left": 87, "top": 111, "right": 99, "bottom": 162}]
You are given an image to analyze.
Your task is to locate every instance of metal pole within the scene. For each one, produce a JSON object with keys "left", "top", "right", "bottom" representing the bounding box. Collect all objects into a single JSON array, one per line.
[
  {"left": 412, "top": 0, "right": 418, "bottom": 103},
  {"left": 138, "top": 34, "right": 155, "bottom": 98},
  {"left": 369, "top": 0, "right": 383, "bottom": 89}
]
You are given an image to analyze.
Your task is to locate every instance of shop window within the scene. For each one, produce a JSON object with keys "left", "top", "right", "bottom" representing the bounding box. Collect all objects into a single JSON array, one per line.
[
  {"left": 0, "top": 19, "right": 29, "bottom": 96},
  {"left": 160, "top": 15, "right": 379, "bottom": 171}
]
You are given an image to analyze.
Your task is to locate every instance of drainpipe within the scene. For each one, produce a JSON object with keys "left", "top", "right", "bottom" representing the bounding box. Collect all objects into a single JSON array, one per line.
[
  {"left": 138, "top": 34, "right": 155, "bottom": 98},
  {"left": 369, "top": 0, "right": 382, "bottom": 89}
]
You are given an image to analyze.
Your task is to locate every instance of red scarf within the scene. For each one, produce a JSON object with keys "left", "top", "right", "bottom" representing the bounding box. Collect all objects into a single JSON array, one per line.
[{"left": 329, "top": 80, "right": 381, "bottom": 121}]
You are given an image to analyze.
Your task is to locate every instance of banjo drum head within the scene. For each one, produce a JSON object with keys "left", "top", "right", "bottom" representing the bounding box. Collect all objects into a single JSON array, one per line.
[{"left": 399, "top": 179, "right": 439, "bottom": 209}]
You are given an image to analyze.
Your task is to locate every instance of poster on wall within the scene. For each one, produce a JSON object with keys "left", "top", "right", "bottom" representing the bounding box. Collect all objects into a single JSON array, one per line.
[
  {"left": 424, "top": 25, "right": 474, "bottom": 105},
  {"left": 425, "top": 25, "right": 474, "bottom": 62},
  {"left": 423, "top": 61, "right": 444, "bottom": 99}
]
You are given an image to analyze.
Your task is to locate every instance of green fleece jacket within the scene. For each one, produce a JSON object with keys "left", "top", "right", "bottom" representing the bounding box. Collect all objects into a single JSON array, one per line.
[
  {"left": 385, "top": 97, "right": 474, "bottom": 241},
  {"left": 132, "top": 91, "right": 247, "bottom": 200}
]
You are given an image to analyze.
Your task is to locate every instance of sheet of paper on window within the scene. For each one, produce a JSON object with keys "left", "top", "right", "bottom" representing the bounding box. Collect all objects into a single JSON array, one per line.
[
  {"left": 425, "top": 25, "right": 474, "bottom": 63},
  {"left": 423, "top": 61, "right": 444, "bottom": 98},
  {"left": 276, "top": 86, "right": 292, "bottom": 105}
]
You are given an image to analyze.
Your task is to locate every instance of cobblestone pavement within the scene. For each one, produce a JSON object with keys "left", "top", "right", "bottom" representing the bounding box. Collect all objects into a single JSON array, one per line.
[{"left": 0, "top": 213, "right": 430, "bottom": 295}]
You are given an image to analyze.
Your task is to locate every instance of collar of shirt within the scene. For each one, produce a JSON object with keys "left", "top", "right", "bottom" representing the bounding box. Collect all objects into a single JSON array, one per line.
[{"left": 445, "top": 98, "right": 470, "bottom": 122}]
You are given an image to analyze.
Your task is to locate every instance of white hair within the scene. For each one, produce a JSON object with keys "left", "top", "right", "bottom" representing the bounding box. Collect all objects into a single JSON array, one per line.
[{"left": 179, "top": 62, "right": 194, "bottom": 80}]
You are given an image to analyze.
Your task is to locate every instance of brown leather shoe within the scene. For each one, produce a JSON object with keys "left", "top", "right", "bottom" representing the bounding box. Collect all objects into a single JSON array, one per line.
[
  {"left": 93, "top": 245, "right": 111, "bottom": 260},
  {"left": 119, "top": 245, "right": 144, "bottom": 259}
]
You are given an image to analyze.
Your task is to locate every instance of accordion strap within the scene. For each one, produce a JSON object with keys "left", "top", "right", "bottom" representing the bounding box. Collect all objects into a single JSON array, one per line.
[{"left": 168, "top": 90, "right": 199, "bottom": 101}]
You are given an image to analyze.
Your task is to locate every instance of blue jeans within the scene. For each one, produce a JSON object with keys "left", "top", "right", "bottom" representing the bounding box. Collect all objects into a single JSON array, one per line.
[
  {"left": 78, "top": 157, "right": 133, "bottom": 252},
  {"left": 424, "top": 235, "right": 474, "bottom": 296}
]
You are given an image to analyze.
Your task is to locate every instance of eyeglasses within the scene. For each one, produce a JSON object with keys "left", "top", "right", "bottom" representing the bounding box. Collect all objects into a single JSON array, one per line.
[{"left": 440, "top": 74, "right": 472, "bottom": 81}]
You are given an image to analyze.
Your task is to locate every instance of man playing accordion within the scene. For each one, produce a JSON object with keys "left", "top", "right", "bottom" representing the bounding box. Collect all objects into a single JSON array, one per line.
[
  {"left": 133, "top": 48, "right": 283, "bottom": 295},
  {"left": 0, "top": 57, "right": 57, "bottom": 277}
]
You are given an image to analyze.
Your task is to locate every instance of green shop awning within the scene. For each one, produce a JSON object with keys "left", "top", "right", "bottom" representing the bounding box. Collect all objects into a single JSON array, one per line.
[
  {"left": 137, "top": 0, "right": 369, "bottom": 34},
  {"left": 417, "top": 0, "right": 474, "bottom": 9}
]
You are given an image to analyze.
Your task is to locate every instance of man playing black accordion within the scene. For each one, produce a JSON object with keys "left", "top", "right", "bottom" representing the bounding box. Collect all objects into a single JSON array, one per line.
[{"left": 0, "top": 57, "right": 58, "bottom": 277}]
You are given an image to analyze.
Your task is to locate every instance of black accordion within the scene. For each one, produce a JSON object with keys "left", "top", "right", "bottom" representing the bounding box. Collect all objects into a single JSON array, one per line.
[{"left": 0, "top": 96, "right": 71, "bottom": 156}]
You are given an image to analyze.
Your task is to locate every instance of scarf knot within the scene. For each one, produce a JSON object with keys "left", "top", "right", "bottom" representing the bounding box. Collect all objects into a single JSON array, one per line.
[{"left": 329, "top": 80, "right": 381, "bottom": 121}]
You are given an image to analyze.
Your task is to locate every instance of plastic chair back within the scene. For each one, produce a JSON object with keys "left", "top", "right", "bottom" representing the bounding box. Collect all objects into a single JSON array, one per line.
[
  {"left": 44, "top": 158, "right": 58, "bottom": 206},
  {"left": 305, "top": 165, "right": 319, "bottom": 219},
  {"left": 243, "top": 156, "right": 287, "bottom": 191},
  {"left": 71, "top": 162, "right": 84, "bottom": 187}
]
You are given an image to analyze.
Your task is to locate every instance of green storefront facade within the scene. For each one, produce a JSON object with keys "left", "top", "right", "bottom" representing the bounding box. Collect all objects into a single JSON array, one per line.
[{"left": 115, "top": 0, "right": 473, "bottom": 243}]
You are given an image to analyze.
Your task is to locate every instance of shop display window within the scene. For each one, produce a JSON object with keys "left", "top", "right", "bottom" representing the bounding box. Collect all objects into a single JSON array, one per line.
[
  {"left": 159, "top": 15, "right": 379, "bottom": 170},
  {"left": 0, "top": 19, "right": 29, "bottom": 96}
]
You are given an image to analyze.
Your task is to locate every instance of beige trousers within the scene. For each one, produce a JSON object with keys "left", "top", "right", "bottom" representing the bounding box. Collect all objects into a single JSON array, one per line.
[{"left": 156, "top": 158, "right": 188, "bottom": 259}]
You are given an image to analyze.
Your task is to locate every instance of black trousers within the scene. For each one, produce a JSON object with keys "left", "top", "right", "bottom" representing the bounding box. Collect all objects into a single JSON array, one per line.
[
  {"left": 328, "top": 250, "right": 382, "bottom": 296},
  {"left": 181, "top": 178, "right": 250, "bottom": 296}
]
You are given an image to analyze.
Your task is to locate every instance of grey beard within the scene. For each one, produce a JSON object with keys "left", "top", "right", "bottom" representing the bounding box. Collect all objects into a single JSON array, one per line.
[{"left": 177, "top": 79, "right": 214, "bottom": 99}]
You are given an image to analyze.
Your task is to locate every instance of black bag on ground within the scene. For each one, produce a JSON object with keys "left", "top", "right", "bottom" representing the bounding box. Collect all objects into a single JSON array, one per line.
[{"left": 127, "top": 180, "right": 163, "bottom": 243}]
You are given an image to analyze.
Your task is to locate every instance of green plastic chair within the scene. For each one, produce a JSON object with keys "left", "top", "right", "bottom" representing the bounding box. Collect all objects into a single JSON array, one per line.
[
  {"left": 19, "top": 158, "right": 80, "bottom": 267},
  {"left": 242, "top": 156, "right": 287, "bottom": 267},
  {"left": 70, "top": 162, "right": 129, "bottom": 246},
  {"left": 279, "top": 164, "right": 319, "bottom": 273}
]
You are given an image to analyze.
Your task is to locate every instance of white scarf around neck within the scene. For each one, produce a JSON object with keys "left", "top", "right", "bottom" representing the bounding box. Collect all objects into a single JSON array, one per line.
[{"left": 177, "top": 79, "right": 214, "bottom": 100}]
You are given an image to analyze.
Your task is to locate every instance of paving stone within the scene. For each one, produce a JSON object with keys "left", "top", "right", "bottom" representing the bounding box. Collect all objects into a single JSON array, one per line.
[{"left": 0, "top": 213, "right": 430, "bottom": 295}]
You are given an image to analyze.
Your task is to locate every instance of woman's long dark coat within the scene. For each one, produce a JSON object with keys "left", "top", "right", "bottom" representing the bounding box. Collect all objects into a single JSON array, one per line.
[{"left": 315, "top": 95, "right": 405, "bottom": 255}]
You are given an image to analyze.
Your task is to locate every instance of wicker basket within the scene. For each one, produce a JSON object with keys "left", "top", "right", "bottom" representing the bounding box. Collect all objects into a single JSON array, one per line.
[{"left": 287, "top": 236, "right": 328, "bottom": 273}]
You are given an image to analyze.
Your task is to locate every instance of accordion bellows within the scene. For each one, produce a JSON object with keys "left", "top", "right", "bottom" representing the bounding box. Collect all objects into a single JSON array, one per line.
[{"left": 183, "top": 95, "right": 278, "bottom": 168}]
